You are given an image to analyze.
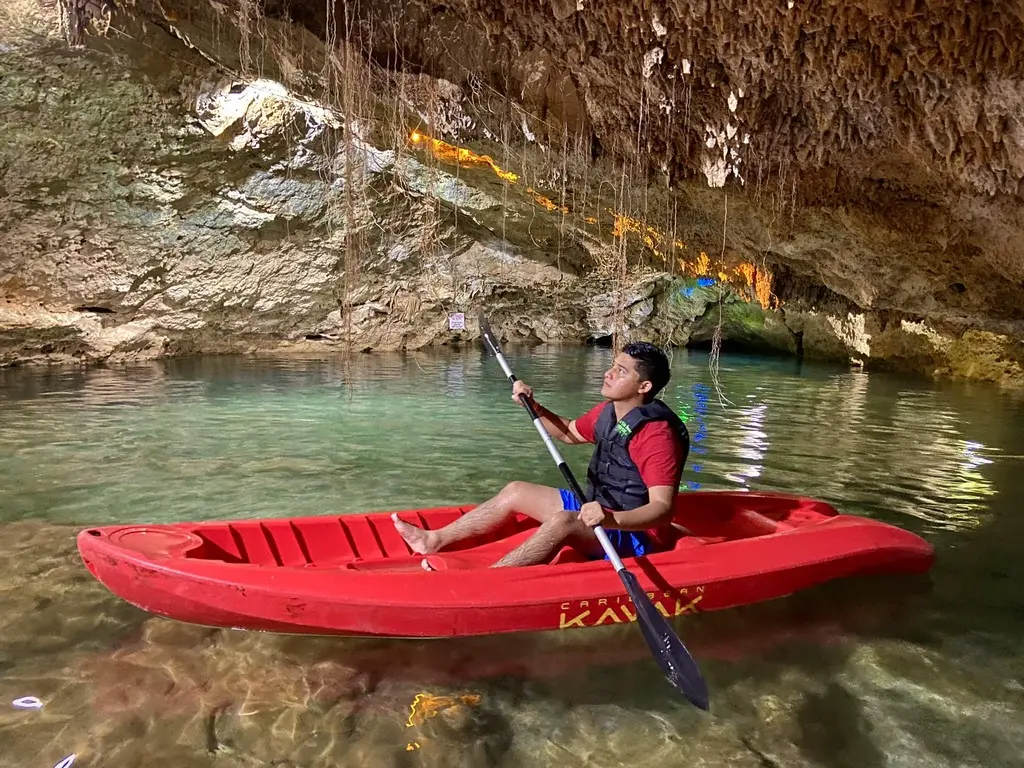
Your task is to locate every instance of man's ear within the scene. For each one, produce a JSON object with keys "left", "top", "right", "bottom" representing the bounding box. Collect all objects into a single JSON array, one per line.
[{"left": 637, "top": 379, "right": 653, "bottom": 395}]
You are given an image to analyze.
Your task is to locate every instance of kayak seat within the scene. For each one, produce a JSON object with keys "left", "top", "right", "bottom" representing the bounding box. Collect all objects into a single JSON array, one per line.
[
  {"left": 420, "top": 547, "right": 592, "bottom": 569},
  {"left": 729, "top": 508, "right": 796, "bottom": 538},
  {"left": 671, "top": 535, "right": 728, "bottom": 549},
  {"left": 343, "top": 556, "right": 429, "bottom": 572},
  {"left": 550, "top": 546, "right": 591, "bottom": 565}
]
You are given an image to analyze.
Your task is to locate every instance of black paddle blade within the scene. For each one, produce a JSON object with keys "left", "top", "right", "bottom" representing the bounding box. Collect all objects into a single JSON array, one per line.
[
  {"left": 620, "top": 568, "right": 710, "bottom": 710},
  {"left": 478, "top": 312, "right": 502, "bottom": 355}
]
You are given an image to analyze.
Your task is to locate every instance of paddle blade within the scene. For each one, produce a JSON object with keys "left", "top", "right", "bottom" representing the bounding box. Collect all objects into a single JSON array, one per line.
[
  {"left": 620, "top": 568, "right": 710, "bottom": 710},
  {"left": 478, "top": 312, "right": 503, "bottom": 355}
]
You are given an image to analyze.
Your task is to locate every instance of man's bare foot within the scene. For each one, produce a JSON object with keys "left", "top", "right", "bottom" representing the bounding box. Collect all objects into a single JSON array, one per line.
[{"left": 391, "top": 513, "right": 441, "bottom": 555}]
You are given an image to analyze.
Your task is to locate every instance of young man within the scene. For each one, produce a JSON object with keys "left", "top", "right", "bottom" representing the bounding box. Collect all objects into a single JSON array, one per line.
[{"left": 392, "top": 341, "right": 690, "bottom": 568}]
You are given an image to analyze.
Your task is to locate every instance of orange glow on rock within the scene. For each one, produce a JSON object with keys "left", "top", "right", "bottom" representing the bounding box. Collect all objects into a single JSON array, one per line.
[
  {"left": 406, "top": 132, "right": 779, "bottom": 309},
  {"left": 409, "top": 131, "right": 519, "bottom": 183},
  {"left": 527, "top": 188, "right": 569, "bottom": 214},
  {"left": 406, "top": 692, "right": 482, "bottom": 728}
]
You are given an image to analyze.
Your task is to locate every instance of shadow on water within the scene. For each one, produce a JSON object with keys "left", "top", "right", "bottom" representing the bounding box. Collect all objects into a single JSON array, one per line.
[
  {"left": 796, "top": 681, "right": 886, "bottom": 768},
  {"left": 190, "top": 569, "right": 933, "bottom": 731},
  {"left": 192, "top": 570, "right": 936, "bottom": 768}
]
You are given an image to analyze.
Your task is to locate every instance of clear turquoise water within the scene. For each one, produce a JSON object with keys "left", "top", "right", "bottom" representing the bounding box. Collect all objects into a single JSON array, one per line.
[
  {"left": 0, "top": 348, "right": 1014, "bottom": 533},
  {"left": 1, "top": 347, "right": 1022, "bottom": 767}
]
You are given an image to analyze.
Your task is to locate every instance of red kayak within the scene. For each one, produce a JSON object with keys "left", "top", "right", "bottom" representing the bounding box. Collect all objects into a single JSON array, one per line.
[{"left": 77, "top": 491, "right": 934, "bottom": 638}]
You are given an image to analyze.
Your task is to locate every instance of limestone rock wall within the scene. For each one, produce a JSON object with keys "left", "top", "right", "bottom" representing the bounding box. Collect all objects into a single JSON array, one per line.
[{"left": 0, "top": 18, "right": 593, "bottom": 365}]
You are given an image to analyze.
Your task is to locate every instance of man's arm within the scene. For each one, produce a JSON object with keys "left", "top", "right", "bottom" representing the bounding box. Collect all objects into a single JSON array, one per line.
[
  {"left": 511, "top": 381, "right": 592, "bottom": 445},
  {"left": 608, "top": 486, "right": 676, "bottom": 530},
  {"left": 531, "top": 402, "right": 590, "bottom": 445}
]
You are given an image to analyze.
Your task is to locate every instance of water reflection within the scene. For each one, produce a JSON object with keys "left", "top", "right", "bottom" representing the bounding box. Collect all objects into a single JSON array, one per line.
[
  {"left": 722, "top": 402, "right": 768, "bottom": 485},
  {"left": 676, "top": 382, "right": 709, "bottom": 490}
]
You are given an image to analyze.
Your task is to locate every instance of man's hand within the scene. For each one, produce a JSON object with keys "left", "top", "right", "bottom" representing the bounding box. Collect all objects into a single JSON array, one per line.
[
  {"left": 511, "top": 380, "right": 533, "bottom": 406},
  {"left": 578, "top": 501, "right": 608, "bottom": 527}
]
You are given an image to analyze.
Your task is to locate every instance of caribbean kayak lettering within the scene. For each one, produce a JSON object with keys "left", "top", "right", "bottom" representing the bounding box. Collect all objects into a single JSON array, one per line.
[{"left": 558, "top": 586, "right": 705, "bottom": 629}]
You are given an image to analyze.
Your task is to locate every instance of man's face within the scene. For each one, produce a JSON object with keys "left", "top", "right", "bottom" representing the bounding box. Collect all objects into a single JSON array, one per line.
[{"left": 600, "top": 353, "right": 650, "bottom": 401}]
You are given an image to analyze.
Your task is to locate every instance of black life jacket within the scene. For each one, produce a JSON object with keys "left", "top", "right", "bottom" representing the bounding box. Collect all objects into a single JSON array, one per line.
[{"left": 584, "top": 399, "right": 690, "bottom": 511}]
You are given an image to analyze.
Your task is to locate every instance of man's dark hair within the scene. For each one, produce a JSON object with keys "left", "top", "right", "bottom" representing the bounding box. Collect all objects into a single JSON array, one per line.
[{"left": 623, "top": 341, "right": 671, "bottom": 400}]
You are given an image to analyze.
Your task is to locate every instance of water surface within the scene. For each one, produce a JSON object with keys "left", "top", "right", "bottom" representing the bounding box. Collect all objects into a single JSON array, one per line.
[{"left": 1, "top": 347, "right": 1022, "bottom": 767}]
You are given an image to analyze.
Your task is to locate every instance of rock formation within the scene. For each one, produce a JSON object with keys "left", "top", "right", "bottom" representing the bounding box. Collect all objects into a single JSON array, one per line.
[{"left": 1, "top": 0, "right": 1022, "bottom": 385}]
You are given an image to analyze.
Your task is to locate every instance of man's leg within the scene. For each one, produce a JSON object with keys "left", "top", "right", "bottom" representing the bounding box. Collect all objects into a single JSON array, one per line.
[
  {"left": 391, "top": 481, "right": 570, "bottom": 555},
  {"left": 490, "top": 512, "right": 600, "bottom": 568}
]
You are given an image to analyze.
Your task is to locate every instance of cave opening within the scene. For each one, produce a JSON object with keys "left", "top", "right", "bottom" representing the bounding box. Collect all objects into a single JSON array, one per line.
[{"left": 686, "top": 337, "right": 797, "bottom": 359}]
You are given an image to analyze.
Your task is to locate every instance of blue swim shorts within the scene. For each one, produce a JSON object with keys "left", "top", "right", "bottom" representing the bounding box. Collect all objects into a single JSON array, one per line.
[{"left": 559, "top": 488, "right": 650, "bottom": 560}]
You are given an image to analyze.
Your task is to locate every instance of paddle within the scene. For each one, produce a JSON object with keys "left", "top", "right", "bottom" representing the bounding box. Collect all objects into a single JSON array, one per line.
[{"left": 477, "top": 313, "right": 710, "bottom": 711}]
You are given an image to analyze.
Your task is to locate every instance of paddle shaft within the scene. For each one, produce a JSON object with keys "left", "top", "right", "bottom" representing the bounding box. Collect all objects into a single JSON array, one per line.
[{"left": 486, "top": 347, "right": 627, "bottom": 571}]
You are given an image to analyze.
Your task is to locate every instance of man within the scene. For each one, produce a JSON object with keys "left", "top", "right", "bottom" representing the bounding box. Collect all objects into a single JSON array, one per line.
[{"left": 392, "top": 341, "right": 690, "bottom": 568}]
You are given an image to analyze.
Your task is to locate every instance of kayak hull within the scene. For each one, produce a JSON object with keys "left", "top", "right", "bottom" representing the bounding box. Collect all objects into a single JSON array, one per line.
[{"left": 76, "top": 491, "right": 935, "bottom": 638}]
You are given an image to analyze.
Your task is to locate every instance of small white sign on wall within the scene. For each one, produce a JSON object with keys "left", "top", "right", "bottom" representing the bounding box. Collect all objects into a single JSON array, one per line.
[{"left": 448, "top": 312, "right": 465, "bottom": 330}]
